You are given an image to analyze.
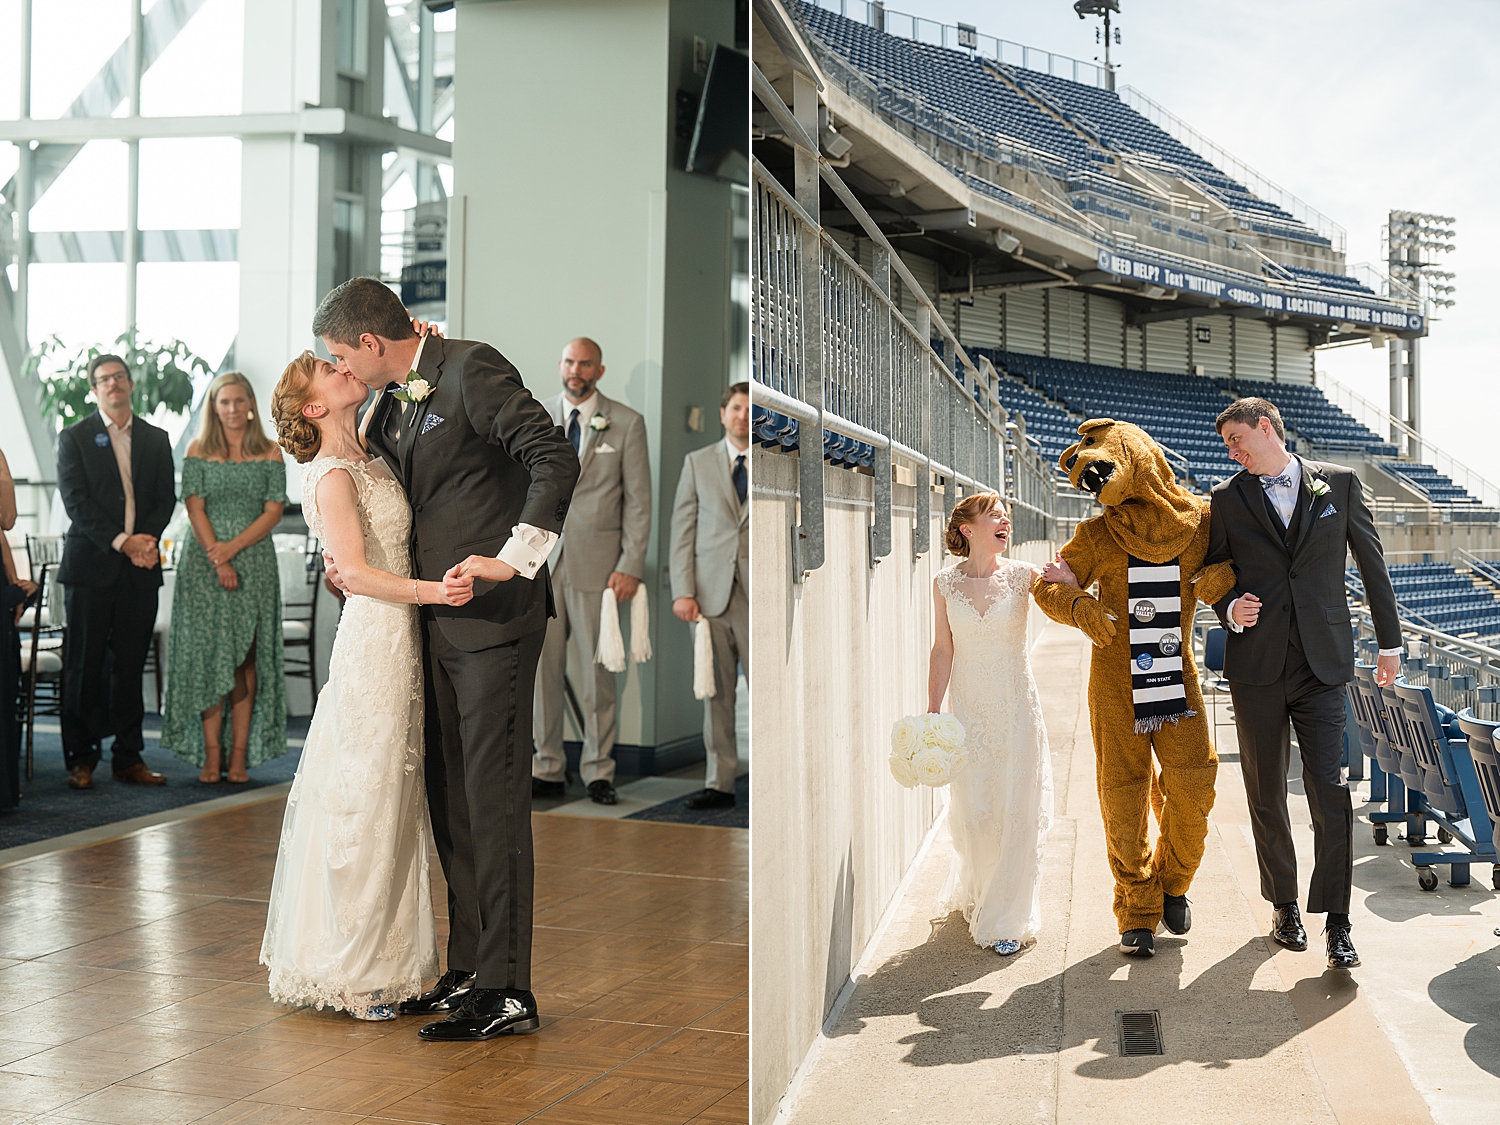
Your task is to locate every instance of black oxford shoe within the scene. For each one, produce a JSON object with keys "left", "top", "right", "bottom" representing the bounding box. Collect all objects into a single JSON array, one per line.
[
  {"left": 1119, "top": 929, "right": 1154, "bottom": 957},
  {"left": 1270, "top": 903, "right": 1308, "bottom": 951},
  {"left": 1162, "top": 893, "right": 1191, "bottom": 935},
  {"left": 418, "top": 989, "right": 540, "bottom": 1041},
  {"left": 398, "top": 969, "right": 476, "bottom": 1016},
  {"left": 532, "top": 778, "right": 565, "bottom": 799},
  {"left": 588, "top": 779, "right": 617, "bottom": 805},
  {"left": 685, "top": 788, "right": 735, "bottom": 810},
  {"left": 1326, "top": 925, "right": 1361, "bottom": 970}
]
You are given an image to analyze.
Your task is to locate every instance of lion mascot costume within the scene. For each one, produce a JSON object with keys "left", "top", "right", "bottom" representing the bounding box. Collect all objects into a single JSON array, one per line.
[{"left": 1033, "top": 418, "right": 1236, "bottom": 955}]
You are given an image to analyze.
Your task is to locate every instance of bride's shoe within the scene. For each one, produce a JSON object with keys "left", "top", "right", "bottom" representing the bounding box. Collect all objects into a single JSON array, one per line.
[
  {"left": 351, "top": 1005, "right": 398, "bottom": 1021},
  {"left": 993, "top": 939, "right": 1023, "bottom": 956}
]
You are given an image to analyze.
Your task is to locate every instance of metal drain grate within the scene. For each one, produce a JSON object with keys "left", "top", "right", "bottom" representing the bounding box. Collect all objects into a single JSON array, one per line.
[{"left": 1116, "top": 1010, "right": 1164, "bottom": 1056}]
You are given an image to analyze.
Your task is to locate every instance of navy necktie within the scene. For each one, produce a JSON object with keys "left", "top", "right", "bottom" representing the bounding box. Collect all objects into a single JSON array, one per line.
[
  {"left": 732, "top": 454, "right": 746, "bottom": 506},
  {"left": 568, "top": 408, "right": 581, "bottom": 453}
]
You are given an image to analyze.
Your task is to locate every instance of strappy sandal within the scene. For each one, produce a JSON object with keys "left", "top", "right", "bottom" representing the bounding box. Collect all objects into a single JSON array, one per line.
[
  {"left": 199, "top": 745, "right": 224, "bottom": 784},
  {"left": 226, "top": 747, "right": 250, "bottom": 784}
]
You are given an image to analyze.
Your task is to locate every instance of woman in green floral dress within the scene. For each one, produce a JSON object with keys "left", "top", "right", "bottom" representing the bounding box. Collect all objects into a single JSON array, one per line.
[{"left": 162, "top": 372, "right": 288, "bottom": 782}]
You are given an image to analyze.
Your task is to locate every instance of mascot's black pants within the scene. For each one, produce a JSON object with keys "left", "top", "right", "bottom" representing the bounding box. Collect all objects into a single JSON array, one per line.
[{"left": 1228, "top": 635, "right": 1353, "bottom": 915}]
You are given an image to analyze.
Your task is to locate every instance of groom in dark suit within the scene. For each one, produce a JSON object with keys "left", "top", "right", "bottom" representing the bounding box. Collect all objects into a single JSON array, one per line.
[
  {"left": 1206, "top": 397, "right": 1401, "bottom": 970},
  {"left": 314, "top": 278, "right": 579, "bottom": 1040}
]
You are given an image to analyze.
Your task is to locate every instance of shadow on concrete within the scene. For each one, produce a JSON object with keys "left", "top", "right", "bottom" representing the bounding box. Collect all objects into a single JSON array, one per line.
[
  {"left": 834, "top": 916, "right": 1358, "bottom": 1073},
  {"left": 1351, "top": 821, "right": 1497, "bottom": 923},
  {"left": 1427, "top": 942, "right": 1500, "bottom": 1080}
]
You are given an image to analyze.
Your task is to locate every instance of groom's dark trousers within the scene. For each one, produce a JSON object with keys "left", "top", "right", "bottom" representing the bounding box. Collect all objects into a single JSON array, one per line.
[
  {"left": 1206, "top": 458, "right": 1400, "bottom": 914},
  {"left": 422, "top": 620, "right": 546, "bottom": 989}
]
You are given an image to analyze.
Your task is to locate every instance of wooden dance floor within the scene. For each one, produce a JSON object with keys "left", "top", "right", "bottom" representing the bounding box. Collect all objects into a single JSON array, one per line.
[{"left": 0, "top": 795, "right": 748, "bottom": 1124}]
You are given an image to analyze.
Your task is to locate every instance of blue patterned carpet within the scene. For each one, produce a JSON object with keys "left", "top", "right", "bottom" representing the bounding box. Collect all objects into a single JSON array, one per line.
[
  {"left": 625, "top": 772, "right": 748, "bottom": 830},
  {"left": 0, "top": 716, "right": 310, "bottom": 851}
]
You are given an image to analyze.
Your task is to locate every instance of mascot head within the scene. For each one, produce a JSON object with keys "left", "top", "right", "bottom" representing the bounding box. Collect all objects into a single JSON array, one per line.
[{"left": 1060, "top": 418, "right": 1203, "bottom": 562}]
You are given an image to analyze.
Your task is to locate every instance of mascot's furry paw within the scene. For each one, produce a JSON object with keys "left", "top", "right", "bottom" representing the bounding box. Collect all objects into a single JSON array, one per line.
[
  {"left": 1191, "top": 560, "right": 1237, "bottom": 608},
  {"left": 1072, "top": 596, "right": 1117, "bottom": 647}
]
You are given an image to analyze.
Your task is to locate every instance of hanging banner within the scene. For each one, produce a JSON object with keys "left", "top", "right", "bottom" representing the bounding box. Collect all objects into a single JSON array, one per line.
[{"left": 1096, "top": 248, "right": 1424, "bottom": 335}]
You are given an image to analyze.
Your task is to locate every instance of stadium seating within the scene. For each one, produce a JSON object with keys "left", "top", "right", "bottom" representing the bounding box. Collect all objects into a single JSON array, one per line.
[
  {"left": 975, "top": 348, "right": 1239, "bottom": 489},
  {"left": 1271, "top": 264, "right": 1377, "bottom": 296},
  {"left": 1222, "top": 376, "right": 1395, "bottom": 456},
  {"left": 1376, "top": 461, "right": 1479, "bottom": 505},
  {"left": 796, "top": 3, "right": 1331, "bottom": 248},
  {"left": 1348, "top": 561, "right": 1500, "bottom": 642},
  {"left": 798, "top": 3, "right": 1103, "bottom": 175}
]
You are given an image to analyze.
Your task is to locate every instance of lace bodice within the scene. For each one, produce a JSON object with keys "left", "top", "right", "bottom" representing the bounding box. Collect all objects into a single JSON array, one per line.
[
  {"left": 935, "top": 557, "right": 1054, "bottom": 946},
  {"left": 301, "top": 456, "right": 412, "bottom": 579}
]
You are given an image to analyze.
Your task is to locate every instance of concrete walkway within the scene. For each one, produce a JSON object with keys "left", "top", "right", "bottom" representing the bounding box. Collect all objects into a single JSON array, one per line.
[{"left": 780, "top": 627, "right": 1500, "bottom": 1125}]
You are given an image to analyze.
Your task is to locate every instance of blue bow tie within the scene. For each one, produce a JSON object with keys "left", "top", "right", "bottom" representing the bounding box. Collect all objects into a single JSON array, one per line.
[{"left": 1261, "top": 471, "right": 1294, "bottom": 491}]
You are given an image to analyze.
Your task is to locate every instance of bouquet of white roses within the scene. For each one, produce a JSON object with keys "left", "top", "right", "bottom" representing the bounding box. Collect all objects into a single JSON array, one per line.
[{"left": 889, "top": 713, "right": 967, "bottom": 789}]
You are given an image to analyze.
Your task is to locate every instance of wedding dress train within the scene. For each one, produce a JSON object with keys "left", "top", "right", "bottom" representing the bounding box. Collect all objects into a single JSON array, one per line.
[
  {"left": 259, "top": 456, "right": 438, "bottom": 1016},
  {"left": 936, "top": 559, "right": 1054, "bottom": 947}
]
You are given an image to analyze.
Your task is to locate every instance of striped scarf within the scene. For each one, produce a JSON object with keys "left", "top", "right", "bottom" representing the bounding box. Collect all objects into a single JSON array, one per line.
[{"left": 1127, "top": 555, "right": 1193, "bottom": 734}]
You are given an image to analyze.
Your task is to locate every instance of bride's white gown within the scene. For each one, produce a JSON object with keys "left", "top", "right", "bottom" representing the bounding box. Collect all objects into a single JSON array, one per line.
[
  {"left": 260, "top": 456, "right": 438, "bottom": 1015},
  {"left": 936, "top": 559, "right": 1054, "bottom": 946}
]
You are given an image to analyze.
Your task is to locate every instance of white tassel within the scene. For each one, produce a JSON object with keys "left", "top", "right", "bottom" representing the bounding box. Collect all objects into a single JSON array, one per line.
[
  {"left": 594, "top": 588, "right": 626, "bottom": 673},
  {"left": 629, "top": 585, "right": 652, "bottom": 664},
  {"left": 693, "top": 617, "right": 716, "bottom": 699}
]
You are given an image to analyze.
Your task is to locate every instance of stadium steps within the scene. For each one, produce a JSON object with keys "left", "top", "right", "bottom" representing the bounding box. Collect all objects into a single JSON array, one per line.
[{"left": 1349, "top": 561, "right": 1500, "bottom": 642}]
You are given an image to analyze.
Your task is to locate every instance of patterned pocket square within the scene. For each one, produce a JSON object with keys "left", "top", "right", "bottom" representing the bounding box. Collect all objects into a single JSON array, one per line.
[
  {"left": 1319, "top": 503, "right": 1337, "bottom": 519},
  {"left": 420, "top": 414, "right": 445, "bottom": 435}
]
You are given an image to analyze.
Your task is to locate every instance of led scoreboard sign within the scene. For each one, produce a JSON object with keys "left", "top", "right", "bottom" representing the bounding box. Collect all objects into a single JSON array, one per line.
[{"left": 1097, "top": 249, "right": 1425, "bottom": 334}]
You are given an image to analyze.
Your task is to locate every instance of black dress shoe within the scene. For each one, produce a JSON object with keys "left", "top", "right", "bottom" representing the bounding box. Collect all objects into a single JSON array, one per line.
[
  {"left": 417, "top": 989, "right": 540, "bottom": 1041},
  {"left": 1270, "top": 903, "right": 1308, "bottom": 951},
  {"left": 1119, "top": 929, "right": 1154, "bottom": 957},
  {"left": 1326, "top": 924, "right": 1361, "bottom": 970},
  {"left": 532, "top": 777, "right": 565, "bottom": 799},
  {"left": 685, "top": 787, "right": 735, "bottom": 810},
  {"left": 588, "top": 779, "right": 617, "bottom": 805},
  {"left": 1162, "top": 893, "right": 1191, "bottom": 935},
  {"left": 398, "top": 968, "right": 476, "bottom": 1016}
]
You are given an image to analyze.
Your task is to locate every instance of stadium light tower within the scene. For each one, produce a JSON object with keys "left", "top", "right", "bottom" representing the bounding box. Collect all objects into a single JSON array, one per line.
[
  {"left": 1384, "top": 209, "right": 1456, "bottom": 458},
  {"left": 1074, "top": 0, "right": 1120, "bottom": 90}
]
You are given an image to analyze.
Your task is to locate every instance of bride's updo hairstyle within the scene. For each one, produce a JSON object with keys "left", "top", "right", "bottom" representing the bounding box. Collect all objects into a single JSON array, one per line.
[
  {"left": 945, "top": 491, "right": 1005, "bottom": 558},
  {"left": 270, "top": 351, "right": 324, "bottom": 463}
]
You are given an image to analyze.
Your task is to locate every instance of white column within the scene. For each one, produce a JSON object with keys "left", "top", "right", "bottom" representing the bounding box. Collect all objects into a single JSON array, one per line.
[
  {"left": 14, "top": 0, "right": 33, "bottom": 349},
  {"left": 237, "top": 0, "right": 333, "bottom": 417},
  {"left": 124, "top": 0, "right": 143, "bottom": 335}
]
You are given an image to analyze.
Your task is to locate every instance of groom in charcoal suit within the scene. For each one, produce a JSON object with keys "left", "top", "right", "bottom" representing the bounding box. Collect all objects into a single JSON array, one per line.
[
  {"left": 1206, "top": 397, "right": 1401, "bottom": 970},
  {"left": 314, "top": 277, "right": 578, "bottom": 1040}
]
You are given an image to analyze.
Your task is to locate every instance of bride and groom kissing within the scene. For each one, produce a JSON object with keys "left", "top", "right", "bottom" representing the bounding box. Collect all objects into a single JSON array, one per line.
[
  {"left": 259, "top": 277, "right": 580, "bottom": 1039},
  {"left": 929, "top": 398, "right": 1399, "bottom": 970}
]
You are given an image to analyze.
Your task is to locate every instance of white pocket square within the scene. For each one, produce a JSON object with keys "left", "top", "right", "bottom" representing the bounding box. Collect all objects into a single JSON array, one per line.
[
  {"left": 594, "top": 442, "right": 617, "bottom": 453},
  {"left": 1319, "top": 503, "right": 1338, "bottom": 519}
]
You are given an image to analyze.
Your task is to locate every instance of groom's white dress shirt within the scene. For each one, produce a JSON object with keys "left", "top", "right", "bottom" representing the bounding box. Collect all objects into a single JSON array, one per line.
[{"left": 1227, "top": 453, "right": 1400, "bottom": 656}]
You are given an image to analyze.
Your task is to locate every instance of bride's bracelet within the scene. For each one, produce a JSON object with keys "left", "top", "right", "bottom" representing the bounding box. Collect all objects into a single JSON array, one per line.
[{"left": 412, "top": 579, "right": 420, "bottom": 605}]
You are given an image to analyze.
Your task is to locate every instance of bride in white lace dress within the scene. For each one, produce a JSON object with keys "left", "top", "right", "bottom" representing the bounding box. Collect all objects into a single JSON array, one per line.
[
  {"left": 929, "top": 493, "right": 1054, "bottom": 955},
  {"left": 260, "top": 352, "right": 473, "bottom": 1019}
]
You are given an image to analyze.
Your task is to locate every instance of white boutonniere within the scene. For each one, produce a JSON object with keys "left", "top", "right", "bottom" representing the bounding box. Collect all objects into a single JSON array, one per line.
[
  {"left": 589, "top": 413, "right": 610, "bottom": 432},
  {"left": 1309, "top": 477, "right": 1331, "bottom": 499},
  {"left": 392, "top": 373, "right": 433, "bottom": 404}
]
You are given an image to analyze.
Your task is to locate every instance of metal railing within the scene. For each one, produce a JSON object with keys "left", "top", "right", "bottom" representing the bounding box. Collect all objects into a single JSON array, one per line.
[
  {"left": 751, "top": 88, "right": 1052, "bottom": 574},
  {"left": 1352, "top": 607, "right": 1500, "bottom": 723}
]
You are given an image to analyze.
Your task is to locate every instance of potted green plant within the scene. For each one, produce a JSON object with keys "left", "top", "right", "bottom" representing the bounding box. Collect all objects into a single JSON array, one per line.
[{"left": 25, "top": 331, "right": 213, "bottom": 429}]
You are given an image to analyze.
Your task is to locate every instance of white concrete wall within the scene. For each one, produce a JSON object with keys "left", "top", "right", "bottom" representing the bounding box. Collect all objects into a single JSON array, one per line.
[{"left": 751, "top": 448, "right": 1053, "bottom": 1123}]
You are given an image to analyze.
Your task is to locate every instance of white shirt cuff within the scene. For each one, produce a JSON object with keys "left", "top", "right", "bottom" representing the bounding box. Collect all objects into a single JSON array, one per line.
[
  {"left": 1378, "top": 647, "right": 1403, "bottom": 657},
  {"left": 112, "top": 533, "right": 129, "bottom": 552},
  {"left": 1226, "top": 596, "right": 1245, "bottom": 632},
  {"left": 497, "top": 523, "right": 559, "bottom": 579}
]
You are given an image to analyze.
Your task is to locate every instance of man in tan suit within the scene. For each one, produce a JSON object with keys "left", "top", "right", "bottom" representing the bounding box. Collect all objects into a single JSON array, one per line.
[
  {"left": 533, "top": 338, "right": 652, "bottom": 805},
  {"left": 670, "top": 383, "right": 749, "bottom": 810}
]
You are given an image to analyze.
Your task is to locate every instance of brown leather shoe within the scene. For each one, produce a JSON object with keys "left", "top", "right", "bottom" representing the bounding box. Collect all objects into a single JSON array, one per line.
[
  {"left": 67, "top": 764, "right": 94, "bottom": 790},
  {"left": 112, "top": 762, "right": 167, "bottom": 785}
]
